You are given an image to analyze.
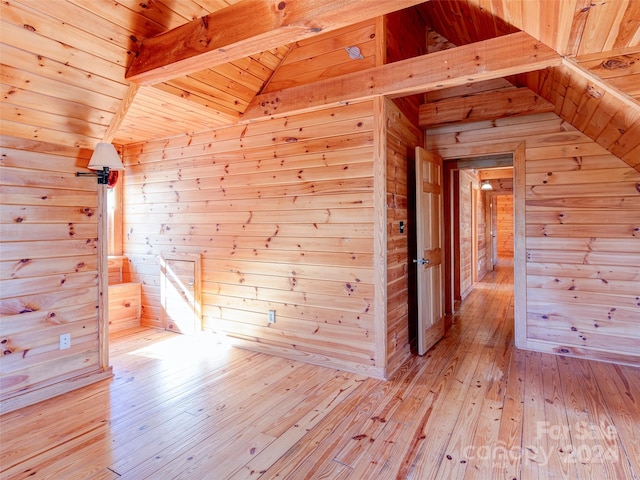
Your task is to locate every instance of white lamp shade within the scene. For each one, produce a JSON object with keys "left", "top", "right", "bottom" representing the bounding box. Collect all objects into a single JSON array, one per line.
[
  {"left": 480, "top": 180, "right": 493, "bottom": 190},
  {"left": 87, "top": 143, "right": 124, "bottom": 171}
]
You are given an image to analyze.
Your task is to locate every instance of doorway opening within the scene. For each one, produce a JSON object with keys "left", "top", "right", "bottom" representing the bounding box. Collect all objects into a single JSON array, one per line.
[{"left": 443, "top": 154, "right": 515, "bottom": 321}]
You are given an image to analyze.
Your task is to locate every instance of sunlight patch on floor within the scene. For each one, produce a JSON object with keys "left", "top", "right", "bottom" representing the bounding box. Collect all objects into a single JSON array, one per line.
[{"left": 127, "top": 331, "right": 232, "bottom": 365}]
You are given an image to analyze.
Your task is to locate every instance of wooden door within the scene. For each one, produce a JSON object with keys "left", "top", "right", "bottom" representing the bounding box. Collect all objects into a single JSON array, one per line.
[
  {"left": 161, "top": 253, "right": 201, "bottom": 335},
  {"left": 415, "top": 147, "right": 445, "bottom": 355}
]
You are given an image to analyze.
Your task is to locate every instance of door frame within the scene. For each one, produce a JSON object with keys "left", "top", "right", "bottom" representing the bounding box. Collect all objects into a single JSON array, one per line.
[{"left": 440, "top": 144, "right": 526, "bottom": 347}]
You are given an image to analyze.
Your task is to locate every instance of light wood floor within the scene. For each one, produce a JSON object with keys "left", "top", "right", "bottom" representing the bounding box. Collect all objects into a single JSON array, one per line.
[{"left": 2, "top": 261, "right": 639, "bottom": 479}]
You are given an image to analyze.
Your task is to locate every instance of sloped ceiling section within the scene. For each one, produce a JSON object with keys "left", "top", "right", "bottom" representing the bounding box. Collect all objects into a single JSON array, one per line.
[
  {"left": 419, "top": 0, "right": 640, "bottom": 171},
  {"left": 1, "top": 0, "right": 230, "bottom": 147},
  {"left": 115, "top": 46, "right": 292, "bottom": 144},
  {"left": 0, "top": 0, "right": 295, "bottom": 147},
  {"left": 1, "top": 0, "right": 639, "bottom": 168}
]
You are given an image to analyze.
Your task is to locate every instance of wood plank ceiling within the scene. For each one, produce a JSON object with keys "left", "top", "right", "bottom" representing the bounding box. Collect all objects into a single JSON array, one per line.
[
  {"left": 1, "top": 0, "right": 639, "bottom": 165},
  {"left": 419, "top": 0, "right": 640, "bottom": 170}
]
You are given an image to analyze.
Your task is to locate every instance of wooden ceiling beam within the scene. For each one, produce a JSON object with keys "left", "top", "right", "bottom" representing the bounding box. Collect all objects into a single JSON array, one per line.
[
  {"left": 561, "top": 58, "right": 640, "bottom": 112},
  {"left": 102, "top": 83, "right": 140, "bottom": 144},
  {"left": 242, "top": 31, "right": 561, "bottom": 120},
  {"left": 125, "top": 0, "right": 426, "bottom": 85},
  {"left": 419, "top": 87, "right": 555, "bottom": 127}
]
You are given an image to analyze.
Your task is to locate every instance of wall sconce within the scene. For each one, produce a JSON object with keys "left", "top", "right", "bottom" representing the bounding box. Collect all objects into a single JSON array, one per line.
[
  {"left": 480, "top": 180, "right": 493, "bottom": 191},
  {"left": 76, "top": 143, "right": 124, "bottom": 184}
]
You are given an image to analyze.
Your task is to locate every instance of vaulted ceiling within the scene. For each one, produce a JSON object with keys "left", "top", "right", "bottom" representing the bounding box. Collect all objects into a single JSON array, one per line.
[{"left": 1, "top": 0, "right": 639, "bottom": 167}]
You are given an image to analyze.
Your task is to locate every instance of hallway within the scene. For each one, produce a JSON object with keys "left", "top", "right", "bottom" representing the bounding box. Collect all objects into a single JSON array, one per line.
[{"left": 1, "top": 261, "right": 639, "bottom": 479}]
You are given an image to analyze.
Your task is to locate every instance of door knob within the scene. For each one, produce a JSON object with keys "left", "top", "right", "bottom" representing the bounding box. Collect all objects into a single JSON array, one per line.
[{"left": 413, "top": 258, "right": 430, "bottom": 265}]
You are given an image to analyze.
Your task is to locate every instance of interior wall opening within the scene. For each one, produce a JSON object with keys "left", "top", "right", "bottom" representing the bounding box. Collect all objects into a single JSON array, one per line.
[{"left": 443, "top": 154, "right": 515, "bottom": 320}]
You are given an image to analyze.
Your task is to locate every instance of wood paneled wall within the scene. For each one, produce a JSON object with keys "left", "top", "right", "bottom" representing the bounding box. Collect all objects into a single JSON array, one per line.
[
  {"left": 121, "top": 102, "right": 386, "bottom": 377},
  {"left": 263, "top": 20, "right": 378, "bottom": 94},
  {"left": 427, "top": 112, "right": 640, "bottom": 366},
  {"left": 455, "top": 172, "right": 491, "bottom": 297},
  {"left": 457, "top": 170, "right": 491, "bottom": 292},
  {"left": 0, "top": 136, "right": 111, "bottom": 412},
  {"left": 0, "top": 1, "right": 130, "bottom": 148},
  {"left": 476, "top": 186, "right": 488, "bottom": 277},
  {"left": 496, "top": 194, "right": 514, "bottom": 258},
  {"left": 458, "top": 170, "right": 476, "bottom": 298},
  {"left": 519, "top": 63, "right": 640, "bottom": 172},
  {"left": 384, "top": 99, "right": 423, "bottom": 373}
]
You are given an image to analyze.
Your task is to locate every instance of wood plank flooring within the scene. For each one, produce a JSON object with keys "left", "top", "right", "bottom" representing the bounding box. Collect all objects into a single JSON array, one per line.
[{"left": 2, "top": 260, "right": 639, "bottom": 479}]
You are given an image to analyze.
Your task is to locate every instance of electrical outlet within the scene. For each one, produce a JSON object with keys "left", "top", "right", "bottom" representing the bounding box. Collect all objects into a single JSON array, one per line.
[
  {"left": 60, "top": 333, "right": 71, "bottom": 350},
  {"left": 268, "top": 310, "right": 276, "bottom": 324}
]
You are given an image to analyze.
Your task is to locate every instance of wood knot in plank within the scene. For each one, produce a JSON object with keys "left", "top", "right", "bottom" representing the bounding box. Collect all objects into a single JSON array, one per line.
[
  {"left": 601, "top": 58, "right": 630, "bottom": 70},
  {"left": 19, "top": 303, "right": 39, "bottom": 313},
  {"left": 586, "top": 85, "right": 603, "bottom": 99}
]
